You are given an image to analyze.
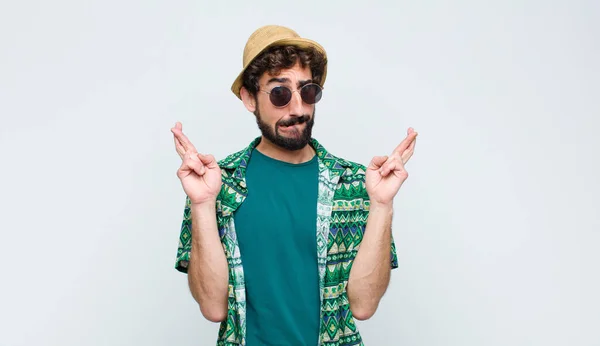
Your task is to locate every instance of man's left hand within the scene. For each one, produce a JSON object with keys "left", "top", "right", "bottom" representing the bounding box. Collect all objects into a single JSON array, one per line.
[{"left": 366, "top": 128, "right": 418, "bottom": 206}]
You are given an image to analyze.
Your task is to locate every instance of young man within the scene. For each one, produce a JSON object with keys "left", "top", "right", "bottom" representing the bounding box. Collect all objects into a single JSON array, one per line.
[{"left": 171, "top": 25, "right": 417, "bottom": 346}]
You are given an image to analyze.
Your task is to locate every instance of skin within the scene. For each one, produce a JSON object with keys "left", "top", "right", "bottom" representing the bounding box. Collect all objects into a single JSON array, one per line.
[
  {"left": 171, "top": 60, "right": 417, "bottom": 323},
  {"left": 171, "top": 123, "right": 228, "bottom": 322},
  {"left": 347, "top": 127, "right": 417, "bottom": 320},
  {"left": 240, "top": 62, "right": 318, "bottom": 163}
]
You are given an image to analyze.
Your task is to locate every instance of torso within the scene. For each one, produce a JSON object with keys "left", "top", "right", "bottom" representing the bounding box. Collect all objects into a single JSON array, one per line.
[{"left": 233, "top": 148, "right": 320, "bottom": 345}]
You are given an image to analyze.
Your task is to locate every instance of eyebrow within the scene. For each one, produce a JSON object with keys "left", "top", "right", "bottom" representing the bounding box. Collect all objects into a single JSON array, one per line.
[{"left": 266, "top": 77, "right": 313, "bottom": 87}]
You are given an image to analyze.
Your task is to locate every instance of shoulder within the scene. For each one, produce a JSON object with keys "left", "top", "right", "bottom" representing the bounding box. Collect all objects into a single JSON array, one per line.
[
  {"left": 217, "top": 148, "right": 245, "bottom": 169},
  {"left": 318, "top": 145, "right": 369, "bottom": 200},
  {"left": 216, "top": 137, "right": 261, "bottom": 171},
  {"left": 324, "top": 152, "right": 372, "bottom": 212},
  {"left": 338, "top": 157, "right": 368, "bottom": 192},
  {"left": 324, "top": 150, "right": 368, "bottom": 179},
  {"left": 341, "top": 158, "right": 368, "bottom": 178}
]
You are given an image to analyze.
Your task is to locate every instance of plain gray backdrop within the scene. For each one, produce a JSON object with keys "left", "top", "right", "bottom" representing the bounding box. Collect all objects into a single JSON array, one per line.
[{"left": 1, "top": 0, "right": 598, "bottom": 345}]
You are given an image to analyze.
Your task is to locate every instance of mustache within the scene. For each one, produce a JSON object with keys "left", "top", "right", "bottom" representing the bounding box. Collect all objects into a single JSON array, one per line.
[{"left": 277, "top": 115, "right": 310, "bottom": 127}]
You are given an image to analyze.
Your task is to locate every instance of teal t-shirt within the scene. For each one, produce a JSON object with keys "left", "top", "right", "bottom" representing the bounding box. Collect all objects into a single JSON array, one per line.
[{"left": 233, "top": 148, "right": 320, "bottom": 345}]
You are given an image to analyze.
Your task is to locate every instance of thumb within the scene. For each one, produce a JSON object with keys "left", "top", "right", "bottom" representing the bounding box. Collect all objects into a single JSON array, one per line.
[
  {"left": 368, "top": 156, "right": 388, "bottom": 170},
  {"left": 198, "top": 153, "right": 218, "bottom": 168}
]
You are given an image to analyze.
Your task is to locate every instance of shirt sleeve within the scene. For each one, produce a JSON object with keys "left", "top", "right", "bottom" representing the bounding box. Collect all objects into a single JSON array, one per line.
[
  {"left": 390, "top": 232, "right": 399, "bottom": 270},
  {"left": 174, "top": 196, "right": 193, "bottom": 273}
]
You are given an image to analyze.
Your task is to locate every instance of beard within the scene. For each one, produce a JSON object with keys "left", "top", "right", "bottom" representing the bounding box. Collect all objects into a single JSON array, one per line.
[{"left": 254, "top": 107, "right": 315, "bottom": 151}]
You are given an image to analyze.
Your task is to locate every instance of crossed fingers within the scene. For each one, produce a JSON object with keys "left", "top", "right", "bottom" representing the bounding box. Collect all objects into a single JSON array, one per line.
[
  {"left": 392, "top": 129, "right": 418, "bottom": 165},
  {"left": 171, "top": 122, "right": 198, "bottom": 159},
  {"left": 379, "top": 129, "right": 418, "bottom": 176}
]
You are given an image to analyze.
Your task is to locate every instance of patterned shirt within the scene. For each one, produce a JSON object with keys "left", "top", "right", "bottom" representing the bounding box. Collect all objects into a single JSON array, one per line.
[{"left": 174, "top": 137, "right": 399, "bottom": 345}]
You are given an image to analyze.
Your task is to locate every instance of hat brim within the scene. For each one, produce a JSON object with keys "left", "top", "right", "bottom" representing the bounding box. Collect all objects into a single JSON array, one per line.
[{"left": 230, "top": 37, "right": 328, "bottom": 100}]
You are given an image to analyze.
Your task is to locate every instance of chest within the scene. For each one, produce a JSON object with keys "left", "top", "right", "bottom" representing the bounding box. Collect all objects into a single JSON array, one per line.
[{"left": 233, "top": 174, "right": 319, "bottom": 256}]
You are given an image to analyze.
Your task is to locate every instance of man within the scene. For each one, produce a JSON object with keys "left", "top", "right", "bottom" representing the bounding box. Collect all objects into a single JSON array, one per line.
[{"left": 171, "top": 25, "right": 417, "bottom": 346}]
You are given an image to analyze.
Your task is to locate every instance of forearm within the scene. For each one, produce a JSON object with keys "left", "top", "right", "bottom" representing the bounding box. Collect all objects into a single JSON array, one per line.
[
  {"left": 187, "top": 201, "right": 229, "bottom": 322},
  {"left": 347, "top": 202, "right": 394, "bottom": 320}
]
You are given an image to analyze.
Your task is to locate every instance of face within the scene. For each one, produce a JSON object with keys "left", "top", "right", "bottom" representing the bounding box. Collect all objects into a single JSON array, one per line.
[{"left": 247, "top": 62, "right": 317, "bottom": 151}]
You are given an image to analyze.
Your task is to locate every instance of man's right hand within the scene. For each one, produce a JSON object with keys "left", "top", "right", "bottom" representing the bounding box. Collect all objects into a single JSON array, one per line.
[{"left": 171, "top": 122, "right": 222, "bottom": 205}]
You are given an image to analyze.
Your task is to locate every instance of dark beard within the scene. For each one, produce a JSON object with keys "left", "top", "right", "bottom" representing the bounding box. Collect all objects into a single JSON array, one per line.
[{"left": 254, "top": 109, "right": 315, "bottom": 151}]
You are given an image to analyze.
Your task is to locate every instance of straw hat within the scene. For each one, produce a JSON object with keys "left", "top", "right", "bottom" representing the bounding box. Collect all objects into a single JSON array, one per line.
[{"left": 230, "top": 25, "right": 328, "bottom": 99}]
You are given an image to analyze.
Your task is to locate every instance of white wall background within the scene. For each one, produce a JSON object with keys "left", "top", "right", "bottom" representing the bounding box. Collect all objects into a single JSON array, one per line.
[{"left": 1, "top": 0, "right": 598, "bottom": 345}]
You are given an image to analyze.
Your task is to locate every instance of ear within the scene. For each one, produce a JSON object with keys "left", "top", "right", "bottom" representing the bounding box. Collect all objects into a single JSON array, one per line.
[{"left": 240, "top": 87, "right": 257, "bottom": 113}]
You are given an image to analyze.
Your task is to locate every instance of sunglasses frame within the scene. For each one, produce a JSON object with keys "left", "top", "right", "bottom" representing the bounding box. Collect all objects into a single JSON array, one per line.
[{"left": 258, "top": 83, "right": 324, "bottom": 108}]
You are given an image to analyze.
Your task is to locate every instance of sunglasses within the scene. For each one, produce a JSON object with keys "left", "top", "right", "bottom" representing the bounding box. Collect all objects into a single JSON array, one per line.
[{"left": 259, "top": 83, "right": 323, "bottom": 107}]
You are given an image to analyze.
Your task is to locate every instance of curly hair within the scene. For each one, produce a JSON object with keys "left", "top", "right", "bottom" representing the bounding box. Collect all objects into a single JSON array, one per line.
[{"left": 241, "top": 45, "right": 327, "bottom": 97}]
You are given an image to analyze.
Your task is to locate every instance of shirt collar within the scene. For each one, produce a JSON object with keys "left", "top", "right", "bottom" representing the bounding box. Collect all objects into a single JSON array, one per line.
[{"left": 218, "top": 137, "right": 353, "bottom": 183}]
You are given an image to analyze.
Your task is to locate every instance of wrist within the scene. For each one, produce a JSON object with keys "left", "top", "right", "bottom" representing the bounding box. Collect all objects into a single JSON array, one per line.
[
  {"left": 369, "top": 200, "right": 394, "bottom": 212},
  {"left": 190, "top": 199, "right": 217, "bottom": 213}
]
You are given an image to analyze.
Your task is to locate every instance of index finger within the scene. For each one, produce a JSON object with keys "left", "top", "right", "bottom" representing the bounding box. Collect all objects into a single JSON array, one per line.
[{"left": 173, "top": 134, "right": 186, "bottom": 159}]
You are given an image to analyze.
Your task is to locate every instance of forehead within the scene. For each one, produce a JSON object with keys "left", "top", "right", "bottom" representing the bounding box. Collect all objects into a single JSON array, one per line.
[{"left": 259, "top": 63, "right": 313, "bottom": 85}]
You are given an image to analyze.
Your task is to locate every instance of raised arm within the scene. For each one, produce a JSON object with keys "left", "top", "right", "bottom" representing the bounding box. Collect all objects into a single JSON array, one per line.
[
  {"left": 172, "top": 122, "right": 229, "bottom": 322},
  {"left": 348, "top": 128, "right": 418, "bottom": 320}
]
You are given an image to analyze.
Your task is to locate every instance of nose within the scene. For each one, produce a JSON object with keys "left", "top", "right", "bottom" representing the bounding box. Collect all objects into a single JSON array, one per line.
[{"left": 288, "top": 89, "right": 305, "bottom": 116}]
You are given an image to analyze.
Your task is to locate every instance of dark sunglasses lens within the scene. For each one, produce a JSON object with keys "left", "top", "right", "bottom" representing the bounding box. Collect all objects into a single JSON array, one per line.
[
  {"left": 301, "top": 84, "right": 322, "bottom": 104},
  {"left": 269, "top": 86, "right": 292, "bottom": 107}
]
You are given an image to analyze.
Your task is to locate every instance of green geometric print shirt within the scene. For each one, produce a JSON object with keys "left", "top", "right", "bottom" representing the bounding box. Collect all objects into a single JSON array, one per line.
[{"left": 174, "top": 137, "right": 399, "bottom": 346}]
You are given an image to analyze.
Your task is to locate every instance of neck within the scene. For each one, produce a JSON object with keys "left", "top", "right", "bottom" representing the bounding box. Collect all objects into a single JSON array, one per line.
[{"left": 255, "top": 136, "right": 315, "bottom": 164}]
